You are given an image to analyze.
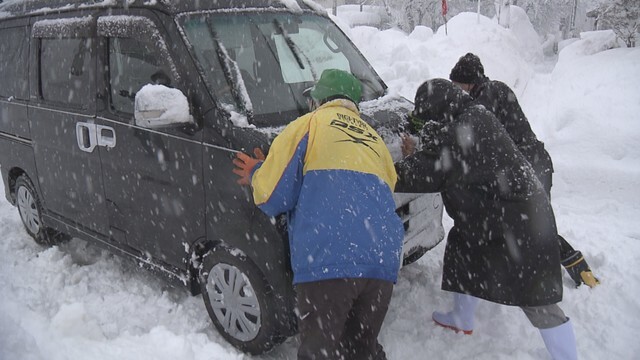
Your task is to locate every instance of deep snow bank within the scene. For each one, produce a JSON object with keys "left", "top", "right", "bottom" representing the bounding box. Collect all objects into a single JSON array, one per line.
[{"left": 345, "top": 10, "right": 541, "bottom": 100}]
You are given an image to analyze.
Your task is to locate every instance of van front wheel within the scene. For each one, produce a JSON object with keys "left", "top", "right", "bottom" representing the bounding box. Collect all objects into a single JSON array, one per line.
[
  {"left": 15, "top": 175, "right": 70, "bottom": 246},
  {"left": 198, "top": 247, "right": 285, "bottom": 355}
]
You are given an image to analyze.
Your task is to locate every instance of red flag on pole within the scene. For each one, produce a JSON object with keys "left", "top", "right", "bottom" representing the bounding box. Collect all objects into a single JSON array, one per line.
[{"left": 442, "top": 0, "right": 448, "bottom": 16}]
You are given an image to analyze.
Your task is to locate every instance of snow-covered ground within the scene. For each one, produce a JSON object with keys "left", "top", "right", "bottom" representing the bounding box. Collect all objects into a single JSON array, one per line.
[{"left": 2, "top": 8, "right": 640, "bottom": 360}]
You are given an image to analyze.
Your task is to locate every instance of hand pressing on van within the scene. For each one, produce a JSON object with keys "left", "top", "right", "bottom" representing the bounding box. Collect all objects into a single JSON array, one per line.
[{"left": 232, "top": 148, "right": 266, "bottom": 185}]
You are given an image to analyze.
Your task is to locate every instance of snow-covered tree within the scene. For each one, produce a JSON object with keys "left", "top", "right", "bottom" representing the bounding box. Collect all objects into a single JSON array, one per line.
[
  {"left": 379, "top": 0, "right": 496, "bottom": 31},
  {"left": 513, "top": 0, "right": 575, "bottom": 37},
  {"left": 590, "top": 0, "right": 639, "bottom": 47},
  {"left": 379, "top": 0, "right": 438, "bottom": 31}
]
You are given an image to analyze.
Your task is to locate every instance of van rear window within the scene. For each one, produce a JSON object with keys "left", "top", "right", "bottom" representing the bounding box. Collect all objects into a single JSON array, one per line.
[{"left": 0, "top": 27, "right": 29, "bottom": 100}]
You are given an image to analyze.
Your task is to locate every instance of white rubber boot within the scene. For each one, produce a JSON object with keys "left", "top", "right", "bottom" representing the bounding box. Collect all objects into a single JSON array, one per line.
[
  {"left": 539, "top": 319, "right": 578, "bottom": 360},
  {"left": 432, "top": 293, "right": 479, "bottom": 334}
]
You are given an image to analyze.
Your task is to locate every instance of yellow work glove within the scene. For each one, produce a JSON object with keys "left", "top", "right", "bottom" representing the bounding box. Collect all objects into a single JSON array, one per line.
[{"left": 562, "top": 251, "right": 600, "bottom": 288}]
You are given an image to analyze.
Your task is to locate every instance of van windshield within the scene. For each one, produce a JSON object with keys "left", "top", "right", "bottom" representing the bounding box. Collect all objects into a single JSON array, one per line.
[{"left": 179, "top": 12, "right": 386, "bottom": 126}]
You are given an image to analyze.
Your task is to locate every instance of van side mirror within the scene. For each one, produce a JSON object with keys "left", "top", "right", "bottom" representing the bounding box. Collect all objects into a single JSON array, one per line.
[{"left": 134, "top": 84, "right": 193, "bottom": 129}]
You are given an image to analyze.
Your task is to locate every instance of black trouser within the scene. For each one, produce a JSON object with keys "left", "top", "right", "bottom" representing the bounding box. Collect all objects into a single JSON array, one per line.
[
  {"left": 538, "top": 170, "right": 576, "bottom": 260},
  {"left": 295, "top": 278, "right": 393, "bottom": 360}
]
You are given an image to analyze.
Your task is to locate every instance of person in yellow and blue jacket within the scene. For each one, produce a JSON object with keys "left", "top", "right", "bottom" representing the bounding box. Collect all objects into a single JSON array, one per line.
[{"left": 232, "top": 69, "right": 403, "bottom": 360}]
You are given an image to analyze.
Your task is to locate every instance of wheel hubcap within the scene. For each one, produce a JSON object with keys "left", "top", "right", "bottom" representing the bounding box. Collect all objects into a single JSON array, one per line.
[
  {"left": 17, "top": 186, "right": 41, "bottom": 234},
  {"left": 206, "top": 263, "right": 261, "bottom": 341}
]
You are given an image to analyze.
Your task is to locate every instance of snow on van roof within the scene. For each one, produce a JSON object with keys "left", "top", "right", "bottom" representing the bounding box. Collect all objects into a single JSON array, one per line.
[
  {"left": 277, "top": 0, "right": 303, "bottom": 14},
  {"left": 277, "top": 0, "right": 327, "bottom": 16},
  {"left": 32, "top": 15, "right": 93, "bottom": 38},
  {"left": 301, "top": 0, "right": 327, "bottom": 15},
  {"left": 0, "top": 0, "right": 121, "bottom": 18},
  {"left": 0, "top": 0, "right": 325, "bottom": 19}
]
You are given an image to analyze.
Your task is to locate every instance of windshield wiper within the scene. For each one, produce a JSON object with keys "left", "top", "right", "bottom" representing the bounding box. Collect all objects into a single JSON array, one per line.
[
  {"left": 206, "top": 22, "right": 254, "bottom": 119},
  {"left": 272, "top": 19, "right": 317, "bottom": 80}
]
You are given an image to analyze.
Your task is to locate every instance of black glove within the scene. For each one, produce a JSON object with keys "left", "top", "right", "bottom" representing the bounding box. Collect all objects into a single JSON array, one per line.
[{"left": 561, "top": 251, "right": 600, "bottom": 288}]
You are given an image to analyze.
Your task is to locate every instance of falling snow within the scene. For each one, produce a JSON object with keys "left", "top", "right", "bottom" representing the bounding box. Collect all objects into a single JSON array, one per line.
[{"left": 0, "top": 5, "right": 639, "bottom": 360}]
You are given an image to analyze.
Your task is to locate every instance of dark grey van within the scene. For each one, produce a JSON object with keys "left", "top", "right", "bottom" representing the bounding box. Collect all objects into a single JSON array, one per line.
[{"left": 0, "top": 0, "right": 443, "bottom": 354}]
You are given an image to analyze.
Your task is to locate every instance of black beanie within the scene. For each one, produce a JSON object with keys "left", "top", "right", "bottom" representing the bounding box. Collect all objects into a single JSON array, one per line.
[
  {"left": 449, "top": 53, "right": 485, "bottom": 84},
  {"left": 412, "top": 78, "right": 471, "bottom": 124}
]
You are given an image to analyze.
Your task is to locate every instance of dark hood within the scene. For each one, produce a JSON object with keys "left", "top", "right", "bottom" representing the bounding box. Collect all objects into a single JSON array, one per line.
[{"left": 412, "top": 79, "right": 472, "bottom": 125}]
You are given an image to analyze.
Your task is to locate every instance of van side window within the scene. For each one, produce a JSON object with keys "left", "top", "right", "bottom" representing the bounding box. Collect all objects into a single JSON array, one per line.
[
  {"left": 39, "top": 37, "right": 93, "bottom": 106},
  {"left": 108, "top": 37, "right": 174, "bottom": 115},
  {"left": 97, "top": 15, "right": 176, "bottom": 116},
  {"left": 33, "top": 16, "right": 94, "bottom": 108},
  {"left": 0, "top": 26, "right": 29, "bottom": 100}
]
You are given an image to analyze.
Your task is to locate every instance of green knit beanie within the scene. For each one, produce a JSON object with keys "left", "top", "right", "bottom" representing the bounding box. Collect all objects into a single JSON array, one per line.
[{"left": 310, "top": 69, "right": 362, "bottom": 104}]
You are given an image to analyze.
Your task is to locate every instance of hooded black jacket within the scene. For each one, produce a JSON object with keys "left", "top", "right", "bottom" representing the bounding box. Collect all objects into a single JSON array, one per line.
[
  {"left": 396, "top": 79, "right": 562, "bottom": 306},
  {"left": 471, "top": 77, "right": 554, "bottom": 191}
]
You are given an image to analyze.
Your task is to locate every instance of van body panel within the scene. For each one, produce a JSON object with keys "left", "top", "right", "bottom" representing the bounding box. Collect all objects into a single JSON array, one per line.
[
  {"left": 201, "top": 117, "right": 297, "bottom": 335},
  {"left": 202, "top": 143, "right": 297, "bottom": 327},
  {"left": 94, "top": 8, "right": 207, "bottom": 270},
  {"left": 0, "top": 100, "right": 30, "bottom": 141},
  {"left": 0, "top": 138, "right": 37, "bottom": 204},
  {"left": 27, "top": 12, "right": 110, "bottom": 235},
  {"left": 28, "top": 105, "right": 110, "bottom": 235},
  {"left": 97, "top": 117, "right": 206, "bottom": 268}
]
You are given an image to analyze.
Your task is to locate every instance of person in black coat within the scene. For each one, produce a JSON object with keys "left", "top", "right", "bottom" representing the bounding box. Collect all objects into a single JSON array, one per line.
[
  {"left": 397, "top": 79, "right": 577, "bottom": 359},
  {"left": 448, "top": 52, "right": 599, "bottom": 289}
]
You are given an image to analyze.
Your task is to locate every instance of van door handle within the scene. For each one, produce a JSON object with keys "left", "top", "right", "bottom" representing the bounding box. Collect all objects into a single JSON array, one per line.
[
  {"left": 76, "top": 122, "right": 97, "bottom": 153},
  {"left": 96, "top": 125, "right": 116, "bottom": 149}
]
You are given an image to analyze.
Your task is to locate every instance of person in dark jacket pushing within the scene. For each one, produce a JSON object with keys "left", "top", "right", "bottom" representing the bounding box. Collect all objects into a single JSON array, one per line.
[
  {"left": 448, "top": 52, "right": 599, "bottom": 289},
  {"left": 397, "top": 79, "right": 577, "bottom": 359}
]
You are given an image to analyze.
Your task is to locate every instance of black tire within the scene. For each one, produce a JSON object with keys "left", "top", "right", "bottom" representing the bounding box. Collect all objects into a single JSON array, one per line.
[
  {"left": 403, "top": 246, "right": 429, "bottom": 266},
  {"left": 15, "top": 175, "right": 70, "bottom": 246},
  {"left": 198, "top": 246, "right": 286, "bottom": 355}
]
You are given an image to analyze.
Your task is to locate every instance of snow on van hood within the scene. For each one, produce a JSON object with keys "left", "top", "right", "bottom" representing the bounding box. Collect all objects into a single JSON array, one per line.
[
  {"left": 360, "top": 92, "right": 414, "bottom": 162},
  {"left": 248, "top": 92, "right": 413, "bottom": 161},
  {"left": 359, "top": 92, "right": 413, "bottom": 128}
]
